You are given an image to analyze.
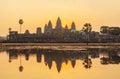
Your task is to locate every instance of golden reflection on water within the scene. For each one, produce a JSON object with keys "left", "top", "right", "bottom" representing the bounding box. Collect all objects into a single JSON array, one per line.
[{"left": 0, "top": 48, "right": 120, "bottom": 79}]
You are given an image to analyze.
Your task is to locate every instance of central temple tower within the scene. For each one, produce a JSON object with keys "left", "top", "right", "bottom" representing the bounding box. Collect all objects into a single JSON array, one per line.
[{"left": 55, "top": 17, "right": 63, "bottom": 30}]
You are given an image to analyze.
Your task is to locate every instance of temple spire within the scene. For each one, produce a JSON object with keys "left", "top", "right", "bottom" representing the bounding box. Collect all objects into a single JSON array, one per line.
[
  {"left": 71, "top": 22, "right": 76, "bottom": 30},
  {"left": 48, "top": 20, "right": 52, "bottom": 28},
  {"left": 55, "top": 17, "right": 62, "bottom": 30},
  {"left": 65, "top": 24, "right": 68, "bottom": 29}
]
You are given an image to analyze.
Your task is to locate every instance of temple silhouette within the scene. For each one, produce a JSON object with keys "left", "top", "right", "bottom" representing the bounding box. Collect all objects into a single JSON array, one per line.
[{"left": 2, "top": 17, "right": 120, "bottom": 43}]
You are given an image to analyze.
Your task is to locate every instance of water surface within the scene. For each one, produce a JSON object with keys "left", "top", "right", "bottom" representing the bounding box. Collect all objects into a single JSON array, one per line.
[{"left": 0, "top": 48, "right": 120, "bottom": 79}]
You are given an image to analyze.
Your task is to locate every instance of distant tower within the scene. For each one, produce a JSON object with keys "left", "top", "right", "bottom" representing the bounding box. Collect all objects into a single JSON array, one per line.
[
  {"left": 65, "top": 25, "right": 68, "bottom": 29},
  {"left": 48, "top": 20, "right": 52, "bottom": 29},
  {"left": 36, "top": 27, "right": 42, "bottom": 35},
  {"left": 44, "top": 24, "right": 48, "bottom": 34},
  {"left": 55, "top": 17, "right": 62, "bottom": 30},
  {"left": 64, "top": 24, "right": 69, "bottom": 35},
  {"left": 44, "top": 21, "right": 53, "bottom": 35},
  {"left": 71, "top": 22, "right": 76, "bottom": 30},
  {"left": 47, "top": 20, "right": 53, "bottom": 34}
]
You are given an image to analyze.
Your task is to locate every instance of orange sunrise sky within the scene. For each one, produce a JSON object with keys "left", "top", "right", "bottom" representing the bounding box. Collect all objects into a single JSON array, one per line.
[{"left": 0, "top": 0, "right": 120, "bottom": 36}]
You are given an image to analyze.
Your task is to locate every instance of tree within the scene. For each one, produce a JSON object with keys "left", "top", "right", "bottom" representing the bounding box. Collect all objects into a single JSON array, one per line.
[
  {"left": 83, "top": 23, "right": 92, "bottom": 33},
  {"left": 108, "top": 27, "right": 120, "bottom": 35},
  {"left": 82, "top": 23, "right": 92, "bottom": 43},
  {"left": 19, "top": 19, "right": 24, "bottom": 33},
  {"left": 100, "top": 26, "right": 109, "bottom": 34}
]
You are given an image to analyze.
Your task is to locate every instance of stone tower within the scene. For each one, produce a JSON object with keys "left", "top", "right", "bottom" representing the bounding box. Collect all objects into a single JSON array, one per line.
[
  {"left": 55, "top": 17, "right": 62, "bottom": 30},
  {"left": 71, "top": 22, "right": 76, "bottom": 30},
  {"left": 44, "top": 24, "right": 48, "bottom": 34},
  {"left": 36, "top": 27, "right": 41, "bottom": 35}
]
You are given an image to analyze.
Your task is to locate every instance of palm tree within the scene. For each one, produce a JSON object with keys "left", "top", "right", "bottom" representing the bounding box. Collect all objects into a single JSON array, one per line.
[
  {"left": 19, "top": 19, "right": 24, "bottom": 33},
  {"left": 83, "top": 23, "right": 92, "bottom": 33},
  {"left": 83, "top": 23, "right": 92, "bottom": 45}
]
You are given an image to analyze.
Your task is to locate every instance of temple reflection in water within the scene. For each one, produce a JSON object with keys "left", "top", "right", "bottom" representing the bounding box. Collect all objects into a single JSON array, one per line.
[{"left": 4, "top": 48, "right": 120, "bottom": 73}]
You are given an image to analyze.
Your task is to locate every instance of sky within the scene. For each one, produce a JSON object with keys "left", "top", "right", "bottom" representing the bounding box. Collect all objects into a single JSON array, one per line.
[{"left": 0, "top": 0, "right": 120, "bottom": 36}]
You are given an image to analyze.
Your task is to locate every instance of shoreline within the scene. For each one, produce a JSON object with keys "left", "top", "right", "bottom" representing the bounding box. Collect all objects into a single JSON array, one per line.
[
  {"left": 0, "top": 43, "right": 120, "bottom": 50},
  {"left": 1, "top": 43, "right": 120, "bottom": 46}
]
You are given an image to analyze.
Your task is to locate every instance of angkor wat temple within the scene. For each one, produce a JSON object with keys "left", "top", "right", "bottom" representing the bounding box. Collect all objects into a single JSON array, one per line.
[{"left": 4, "top": 17, "right": 120, "bottom": 43}]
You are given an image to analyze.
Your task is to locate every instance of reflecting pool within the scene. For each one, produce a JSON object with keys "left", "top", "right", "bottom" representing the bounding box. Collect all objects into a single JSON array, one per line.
[{"left": 0, "top": 48, "right": 120, "bottom": 79}]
